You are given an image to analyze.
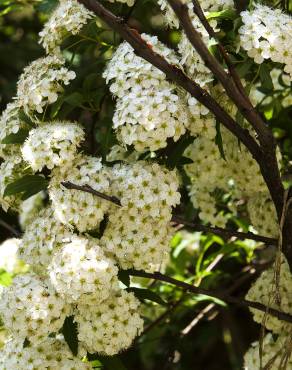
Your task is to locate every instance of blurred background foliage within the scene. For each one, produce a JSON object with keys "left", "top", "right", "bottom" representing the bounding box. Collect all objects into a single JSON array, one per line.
[{"left": 0, "top": 0, "right": 291, "bottom": 369}]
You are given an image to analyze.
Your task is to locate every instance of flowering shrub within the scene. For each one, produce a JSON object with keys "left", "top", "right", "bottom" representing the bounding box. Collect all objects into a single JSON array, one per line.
[{"left": 0, "top": 0, "right": 291, "bottom": 369}]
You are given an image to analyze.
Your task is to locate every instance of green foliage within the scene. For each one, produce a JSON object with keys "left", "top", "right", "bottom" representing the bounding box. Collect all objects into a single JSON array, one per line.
[{"left": 4, "top": 175, "right": 48, "bottom": 200}]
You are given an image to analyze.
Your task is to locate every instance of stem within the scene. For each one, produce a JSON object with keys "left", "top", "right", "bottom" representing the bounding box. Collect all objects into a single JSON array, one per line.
[{"left": 129, "top": 270, "right": 292, "bottom": 324}]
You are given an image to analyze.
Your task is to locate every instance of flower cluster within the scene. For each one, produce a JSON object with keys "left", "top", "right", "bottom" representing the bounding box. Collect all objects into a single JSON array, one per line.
[
  {"left": 184, "top": 127, "right": 270, "bottom": 228},
  {"left": 244, "top": 333, "right": 292, "bottom": 370},
  {"left": 75, "top": 290, "right": 144, "bottom": 355},
  {"left": 22, "top": 121, "right": 84, "bottom": 171},
  {"left": 49, "top": 155, "right": 111, "bottom": 232},
  {"left": 17, "top": 55, "right": 76, "bottom": 115},
  {"left": 239, "top": 4, "right": 292, "bottom": 79},
  {"left": 39, "top": 0, "right": 94, "bottom": 54},
  {"left": 0, "top": 102, "right": 25, "bottom": 159},
  {"left": 103, "top": 36, "right": 189, "bottom": 151},
  {"left": 19, "top": 207, "right": 73, "bottom": 273},
  {"left": 0, "top": 273, "right": 72, "bottom": 344},
  {"left": 246, "top": 254, "right": 292, "bottom": 334},
  {"left": 0, "top": 337, "right": 92, "bottom": 369},
  {"left": 49, "top": 235, "right": 119, "bottom": 305}
]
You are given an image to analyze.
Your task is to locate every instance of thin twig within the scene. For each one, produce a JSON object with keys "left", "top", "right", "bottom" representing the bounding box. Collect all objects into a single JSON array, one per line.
[
  {"left": 128, "top": 270, "right": 292, "bottom": 323},
  {"left": 61, "top": 181, "right": 277, "bottom": 245}
]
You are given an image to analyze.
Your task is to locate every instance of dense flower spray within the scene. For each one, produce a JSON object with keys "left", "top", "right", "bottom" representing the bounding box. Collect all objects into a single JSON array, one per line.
[{"left": 0, "top": 0, "right": 290, "bottom": 368}]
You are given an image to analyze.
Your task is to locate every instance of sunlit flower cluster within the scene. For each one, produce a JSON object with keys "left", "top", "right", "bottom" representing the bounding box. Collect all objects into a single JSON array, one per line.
[
  {"left": 246, "top": 254, "right": 292, "bottom": 334},
  {"left": 0, "top": 102, "right": 24, "bottom": 159},
  {"left": 49, "top": 155, "right": 111, "bottom": 232},
  {"left": 39, "top": 0, "right": 94, "bottom": 54},
  {"left": 75, "top": 290, "right": 144, "bottom": 355},
  {"left": 17, "top": 55, "right": 76, "bottom": 115},
  {"left": 0, "top": 337, "right": 92, "bottom": 370},
  {"left": 103, "top": 36, "right": 189, "bottom": 151},
  {"left": 22, "top": 121, "right": 84, "bottom": 171},
  {"left": 239, "top": 5, "right": 292, "bottom": 79}
]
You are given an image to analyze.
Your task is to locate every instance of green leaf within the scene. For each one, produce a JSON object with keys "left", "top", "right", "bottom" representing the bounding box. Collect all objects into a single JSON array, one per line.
[
  {"left": 206, "top": 9, "right": 237, "bottom": 20},
  {"left": 4, "top": 175, "right": 48, "bottom": 200},
  {"left": 0, "top": 269, "right": 12, "bottom": 287},
  {"left": 64, "top": 92, "right": 85, "bottom": 107},
  {"left": 235, "top": 59, "right": 253, "bottom": 78},
  {"left": 215, "top": 121, "right": 226, "bottom": 160},
  {"left": 61, "top": 316, "right": 78, "bottom": 356},
  {"left": 118, "top": 270, "right": 130, "bottom": 287},
  {"left": 127, "top": 287, "right": 167, "bottom": 306},
  {"left": 259, "top": 64, "right": 273, "bottom": 92},
  {"left": 18, "top": 110, "right": 35, "bottom": 127},
  {"left": 166, "top": 135, "right": 194, "bottom": 169},
  {"left": 2, "top": 129, "right": 29, "bottom": 144},
  {"left": 37, "top": 0, "right": 58, "bottom": 13}
]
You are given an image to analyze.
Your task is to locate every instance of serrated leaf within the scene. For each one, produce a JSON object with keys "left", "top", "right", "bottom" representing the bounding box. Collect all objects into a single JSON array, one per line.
[
  {"left": 118, "top": 270, "right": 130, "bottom": 287},
  {"left": 215, "top": 121, "right": 226, "bottom": 160},
  {"left": 2, "top": 129, "right": 29, "bottom": 144},
  {"left": 127, "top": 287, "right": 167, "bottom": 306},
  {"left": 4, "top": 175, "right": 48, "bottom": 200},
  {"left": 259, "top": 64, "right": 273, "bottom": 92},
  {"left": 61, "top": 316, "right": 78, "bottom": 356}
]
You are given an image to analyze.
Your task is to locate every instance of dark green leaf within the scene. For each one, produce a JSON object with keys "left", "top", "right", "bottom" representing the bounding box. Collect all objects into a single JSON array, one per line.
[
  {"left": 18, "top": 110, "right": 35, "bottom": 127},
  {"left": 61, "top": 316, "right": 78, "bottom": 356},
  {"left": 259, "top": 64, "right": 273, "bottom": 92},
  {"left": 215, "top": 121, "right": 226, "bottom": 160},
  {"left": 4, "top": 175, "right": 48, "bottom": 200},
  {"left": 118, "top": 270, "right": 130, "bottom": 287},
  {"left": 127, "top": 287, "right": 167, "bottom": 306},
  {"left": 2, "top": 129, "right": 29, "bottom": 144},
  {"left": 64, "top": 92, "right": 85, "bottom": 107},
  {"left": 37, "top": 0, "right": 58, "bottom": 13},
  {"left": 166, "top": 135, "right": 194, "bottom": 169}
]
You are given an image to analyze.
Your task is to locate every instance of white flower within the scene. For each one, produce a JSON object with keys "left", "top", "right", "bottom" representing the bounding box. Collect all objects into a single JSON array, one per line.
[
  {"left": 246, "top": 254, "right": 292, "bottom": 334},
  {"left": 49, "top": 235, "right": 119, "bottom": 305},
  {"left": 19, "top": 207, "right": 73, "bottom": 273},
  {"left": 0, "top": 337, "right": 93, "bottom": 369},
  {"left": 101, "top": 207, "right": 174, "bottom": 271},
  {"left": 75, "top": 290, "right": 144, "bottom": 355},
  {"left": 49, "top": 155, "right": 111, "bottom": 232},
  {"left": 239, "top": 5, "right": 292, "bottom": 80},
  {"left": 244, "top": 333, "right": 292, "bottom": 370},
  {"left": 17, "top": 55, "right": 76, "bottom": 115},
  {"left": 22, "top": 121, "right": 84, "bottom": 171},
  {"left": 0, "top": 238, "right": 21, "bottom": 274},
  {"left": 0, "top": 102, "right": 25, "bottom": 159},
  {"left": 39, "top": 0, "right": 94, "bottom": 54},
  {"left": 0, "top": 273, "right": 71, "bottom": 344}
]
